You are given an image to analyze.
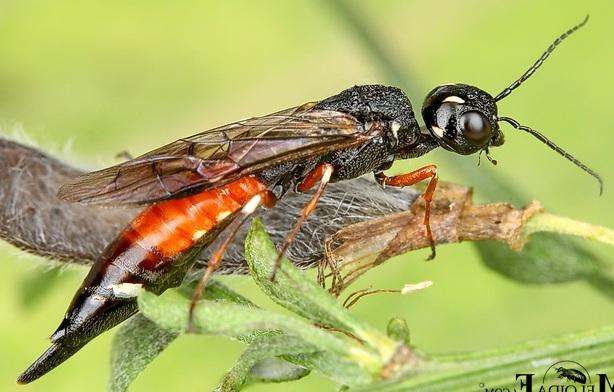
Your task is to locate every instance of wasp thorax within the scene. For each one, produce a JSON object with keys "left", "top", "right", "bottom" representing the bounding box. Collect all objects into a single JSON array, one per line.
[{"left": 421, "top": 84, "right": 503, "bottom": 154}]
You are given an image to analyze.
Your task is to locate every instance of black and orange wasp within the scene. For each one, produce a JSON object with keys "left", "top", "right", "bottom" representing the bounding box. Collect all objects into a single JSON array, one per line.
[{"left": 18, "top": 17, "right": 601, "bottom": 383}]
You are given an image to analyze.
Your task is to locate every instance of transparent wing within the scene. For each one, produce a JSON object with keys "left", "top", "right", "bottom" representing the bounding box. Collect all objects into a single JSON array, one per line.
[{"left": 58, "top": 103, "right": 368, "bottom": 205}]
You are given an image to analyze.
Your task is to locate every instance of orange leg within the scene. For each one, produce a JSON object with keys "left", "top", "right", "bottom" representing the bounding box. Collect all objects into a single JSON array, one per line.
[
  {"left": 375, "top": 165, "right": 438, "bottom": 260},
  {"left": 187, "top": 190, "right": 276, "bottom": 332},
  {"left": 270, "top": 163, "right": 334, "bottom": 281}
]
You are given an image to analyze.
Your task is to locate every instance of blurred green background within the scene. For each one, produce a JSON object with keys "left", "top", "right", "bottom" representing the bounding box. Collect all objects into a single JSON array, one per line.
[{"left": 1, "top": 1, "right": 613, "bottom": 391}]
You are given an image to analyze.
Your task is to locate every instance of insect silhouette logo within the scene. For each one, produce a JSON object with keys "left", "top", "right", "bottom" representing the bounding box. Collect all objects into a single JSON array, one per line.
[
  {"left": 543, "top": 361, "right": 591, "bottom": 387},
  {"left": 554, "top": 366, "right": 588, "bottom": 385}
]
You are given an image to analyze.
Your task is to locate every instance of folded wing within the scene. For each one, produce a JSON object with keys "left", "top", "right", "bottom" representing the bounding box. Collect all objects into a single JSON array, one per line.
[{"left": 58, "top": 103, "right": 367, "bottom": 205}]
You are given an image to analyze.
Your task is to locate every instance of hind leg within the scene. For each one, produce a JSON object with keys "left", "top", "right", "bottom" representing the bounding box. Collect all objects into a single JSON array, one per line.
[{"left": 187, "top": 190, "right": 276, "bottom": 332}]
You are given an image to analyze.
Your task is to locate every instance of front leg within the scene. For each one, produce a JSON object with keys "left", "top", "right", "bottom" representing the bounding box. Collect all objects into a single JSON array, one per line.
[{"left": 375, "top": 165, "right": 438, "bottom": 259}]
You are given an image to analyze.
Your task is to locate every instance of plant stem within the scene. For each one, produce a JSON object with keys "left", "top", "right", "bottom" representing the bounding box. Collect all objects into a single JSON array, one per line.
[
  {"left": 523, "top": 213, "right": 614, "bottom": 246},
  {"left": 353, "top": 325, "right": 614, "bottom": 391}
]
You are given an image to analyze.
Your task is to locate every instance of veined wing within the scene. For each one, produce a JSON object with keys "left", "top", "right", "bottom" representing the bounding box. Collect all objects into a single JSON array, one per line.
[{"left": 58, "top": 103, "right": 370, "bottom": 205}]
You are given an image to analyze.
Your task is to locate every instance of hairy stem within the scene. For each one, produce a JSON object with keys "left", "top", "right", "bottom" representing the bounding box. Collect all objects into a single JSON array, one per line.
[{"left": 522, "top": 213, "right": 614, "bottom": 246}]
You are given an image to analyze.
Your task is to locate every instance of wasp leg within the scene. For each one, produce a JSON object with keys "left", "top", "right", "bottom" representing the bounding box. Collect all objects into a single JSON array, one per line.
[
  {"left": 270, "top": 163, "right": 334, "bottom": 281},
  {"left": 187, "top": 190, "right": 277, "bottom": 332},
  {"left": 375, "top": 165, "right": 438, "bottom": 260}
]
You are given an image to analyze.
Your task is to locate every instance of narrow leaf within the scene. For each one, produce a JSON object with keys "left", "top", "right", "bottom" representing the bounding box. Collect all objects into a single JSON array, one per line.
[
  {"left": 109, "top": 314, "right": 178, "bottom": 392},
  {"left": 249, "top": 358, "right": 310, "bottom": 384},
  {"left": 223, "top": 332, "right": 373, "bottom": 388},
  {"left": 386, "top": 318, "right": 410, "bottom": 347},
  {"left": 177, "top": 280, "right": 256, "bottom": 308},
  {"left": 221, "top": 333, "right": 376, "bottom": 390},
  {"left": 476, "top": 234, "right": 600, "bottom": 284},
  {"left": 281, "top": 351, "right": 374, "bottom": 387},
  {"left": 109, "top": 280, "right": 249, "bottom": 392},
  {"left": 219, "top": 333, "right": 313, "bottom": 391},
  {"left": 245, "top": 219, "right": 396, "bottom": 356},
  {"left": 137, "top": 290, "right": 377, "bottom": 369}
]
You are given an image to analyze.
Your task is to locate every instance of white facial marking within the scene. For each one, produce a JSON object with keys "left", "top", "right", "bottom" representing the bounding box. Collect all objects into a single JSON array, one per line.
[
  {"left": 364, "top": 121, "right": 373, "bottom": 131},
  {"left": 431, "top": 125, "right": 445, "bottom": 138},
  {"left": 390, "top": 120, "right": 401, "bottom": 140},
  {"left": 110, "top": 282, "right": 143, "bottom": 298},
  {"left": 242, "top": 194, "right": 262, "bottom": 214},
  {"left": 192, "top": 229, "right": 208, "bottom": 241},
  {"left": 216, "top": 211, "right": 231, "bottom": 222},
  {"left": 442, "top": 96, "right": 465, "bottom": 104}
]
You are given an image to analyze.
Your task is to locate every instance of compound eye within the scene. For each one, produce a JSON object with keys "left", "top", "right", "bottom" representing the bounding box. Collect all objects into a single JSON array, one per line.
[{"left": 459, "top": 111, "right": 491, "bottom": 145}]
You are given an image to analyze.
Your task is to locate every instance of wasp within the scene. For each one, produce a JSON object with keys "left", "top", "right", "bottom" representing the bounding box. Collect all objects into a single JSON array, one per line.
[
  {"left": 18, "top": 17, "right": 602, "bottom": 384},
  {"left": 556, "top": 367, "right": 588, "bottom": 384}
]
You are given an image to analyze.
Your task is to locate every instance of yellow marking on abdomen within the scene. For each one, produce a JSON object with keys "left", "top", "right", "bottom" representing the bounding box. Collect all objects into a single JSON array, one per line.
[
  {"left": 216, "top": 211, "right": 231, "bottom": 222},
  {"left": 192, "top": 229, "right": 208, "bottom": 241}
]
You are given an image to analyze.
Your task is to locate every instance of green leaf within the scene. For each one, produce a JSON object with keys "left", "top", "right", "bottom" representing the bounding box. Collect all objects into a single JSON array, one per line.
[
  {"left": 248, "top": 357, "right": 310, "bottom": 384},
  {"left": 177, "top": 279, "right": 256, "bottom": 308},
  {"left": 137, "top": 290, "right": 378, "bottom": 372},
  {"left": 386, "top": 318, "right": 410, "bottom": 347},
  {"left": 220, "top": 332, "right": 375, "bottom": 390},
  {"left": 451, "top": 161, "right": 610, "bottom": 295},
  {"left": 476, "top": 234, "right": 600, "bottom": 284},
  {"left": 219, "top": 333, "right": 313, "bottom": 391},
  {"left": 281, "top": 350, "right": 374, "bottom": 387},
  {"left": 108, "top": 314, "right": 179, "bottom": 392},
  {"left": 109, "top": 280, "right": 253, "bottom": 392},
  {"left": 245, "top": 218, "right": 396, "bottom": 356}
]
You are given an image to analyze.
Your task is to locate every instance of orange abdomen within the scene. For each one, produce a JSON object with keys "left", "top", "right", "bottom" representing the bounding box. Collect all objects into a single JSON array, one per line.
[
  {"left": 17, "top": 176, "right": 268, "bottom": 384},
  {"left": 114, "top": 175, "right": 266, "bottom": 271}
]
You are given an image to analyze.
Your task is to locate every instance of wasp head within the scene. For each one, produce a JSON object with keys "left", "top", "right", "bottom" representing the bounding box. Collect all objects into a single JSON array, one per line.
[
  {"left": 421, "top": 84, "right": 504, "bottom": 156},
  {"left": 419, "top": 16, "right": 602, "bottom": 194}
]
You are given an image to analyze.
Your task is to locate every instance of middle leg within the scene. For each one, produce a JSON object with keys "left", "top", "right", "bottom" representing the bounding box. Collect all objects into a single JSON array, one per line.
[{"left": 269, "top": 163, "right": 334, "bottom": 281}]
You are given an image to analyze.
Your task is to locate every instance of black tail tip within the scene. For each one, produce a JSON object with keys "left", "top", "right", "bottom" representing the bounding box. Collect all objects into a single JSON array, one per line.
[{"left": 17, "top": 340, "right": 85, "bottom": 385}]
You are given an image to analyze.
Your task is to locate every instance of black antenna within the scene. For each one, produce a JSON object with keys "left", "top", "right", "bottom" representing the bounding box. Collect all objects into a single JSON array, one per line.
[
  {"left": 494, "top": 15, "right": 589, "bottom": 102},
  {"left": 498, "top": 116, "right": 603, "bottom": 194}
]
